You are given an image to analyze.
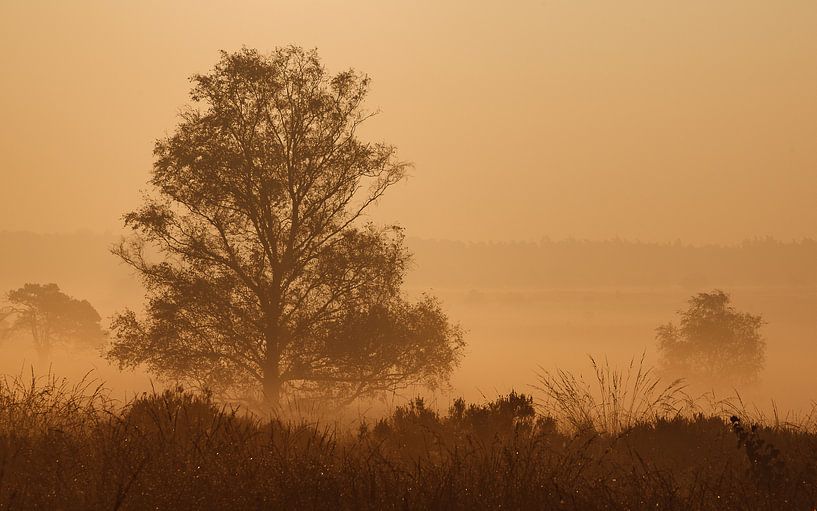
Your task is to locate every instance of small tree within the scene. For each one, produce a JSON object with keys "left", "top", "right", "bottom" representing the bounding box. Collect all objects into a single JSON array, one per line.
[
  {"left": 0, "top": 308, "right": 13, "bottom": 339},
  {"left": 109, "top": 47, "right": 464, "bottom": 406},
  {"left": 3, "top": 283, "right": 107, "bottom": 360},
  {"left": 656, "top": 290, "right": 765, "bottom": 385}
]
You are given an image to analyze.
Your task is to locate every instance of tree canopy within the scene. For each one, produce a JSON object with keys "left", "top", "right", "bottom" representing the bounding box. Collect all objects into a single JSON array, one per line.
[
  {"left": 2, "top": 283, "right": 106, "bottom": 360},
  {"left": 656, "top": 290, "right": 765, "bottom": 385},
  {"left": 109, "top": 47, "right": 464, "bottom": 406}
]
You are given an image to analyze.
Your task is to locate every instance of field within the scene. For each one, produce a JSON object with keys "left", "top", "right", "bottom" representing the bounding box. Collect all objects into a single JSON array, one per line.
[
  {"left": 412, "top": 286, "right": 817, "bottom": 414},
  {"left": 3, "top": 2, "right": 817, "bottom": 506},
  {"left": 1, "top": 235, "right": 816, "bottom": 509},
  {"left": 1, "top": 372, "right": 816, "bottom": 510}
]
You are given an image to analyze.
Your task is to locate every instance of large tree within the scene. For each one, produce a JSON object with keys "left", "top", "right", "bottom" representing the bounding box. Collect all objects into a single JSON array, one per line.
[
  {"left": 110, "top": 47, "right": 464, "bottom": 405},
  {"left": 656, "top": 290, "right": 765, "bottom": 385},
  {"left": 2, "top": 283, "right": 106, "bottom": 361}
]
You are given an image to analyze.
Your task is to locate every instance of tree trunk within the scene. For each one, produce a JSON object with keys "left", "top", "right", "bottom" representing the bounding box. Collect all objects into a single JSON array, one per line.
[
  {"left": 263, "top": 358, "right": 281, "bottom": 407},
  {"left": 263, "top": 321, "right": 284, "bottom": 407},
  {"left": 35, "top": 344, "right": 50, "bottom": 368},
  {"left": 32, "top": 327, "right": 50, "bottom": 369}
]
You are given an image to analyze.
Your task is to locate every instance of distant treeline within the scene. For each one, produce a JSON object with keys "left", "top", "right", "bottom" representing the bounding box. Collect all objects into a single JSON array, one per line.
[
  {"left": 0, "top": 232, "right": 815, "bottom": 314},
  {"left": 408, "top": 237, "right": 817, "bottom": 290}
]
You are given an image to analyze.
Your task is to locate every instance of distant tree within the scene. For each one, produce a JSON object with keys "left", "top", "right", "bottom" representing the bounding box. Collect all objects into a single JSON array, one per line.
[
  {"left": 656, "top": 290, "right": 765, "bottom": 385},
  {"left": 3, "top": 283, "right": 106, "bottom": 360},
  {"left": 0, "top": 308, "right": 13, "bottom": 340},
  {"left": 109, "top": 47, "right": 464, "bottom": 406}
]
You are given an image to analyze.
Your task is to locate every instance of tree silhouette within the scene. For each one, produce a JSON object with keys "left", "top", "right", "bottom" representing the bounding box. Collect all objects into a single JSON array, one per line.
[
  {"left": 656, "top": 290, "right": 765, "bottom": 385},
  {"left": 3, "top": 283, "right": 106, "bottom": 361},
  {"left": 109, "top": 47, "right": 464, "bottom": 406},
  {"left": 0, "top": 308, "right": 13, "bottom": 340}
]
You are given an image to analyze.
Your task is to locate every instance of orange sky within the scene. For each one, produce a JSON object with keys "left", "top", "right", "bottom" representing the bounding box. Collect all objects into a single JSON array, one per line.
[{"left": 1, "top": 1, "right": 816, "bottom": 243}]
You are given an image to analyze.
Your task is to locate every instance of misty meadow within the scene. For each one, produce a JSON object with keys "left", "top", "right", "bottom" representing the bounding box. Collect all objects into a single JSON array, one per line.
[{"left": 2, "top": 2, "right": 817, "bottom": 510}]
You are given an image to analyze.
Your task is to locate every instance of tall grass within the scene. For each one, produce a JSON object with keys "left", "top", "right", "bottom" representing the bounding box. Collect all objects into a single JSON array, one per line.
[
  {"left": 0, "top": 369, "right": 814, "bottom": 510},
  {"left": 0, "top": 368, "right": 108, "bottom": 435},
  {"left": 535, "top": 352, "right": 688, "bottom": 434}
]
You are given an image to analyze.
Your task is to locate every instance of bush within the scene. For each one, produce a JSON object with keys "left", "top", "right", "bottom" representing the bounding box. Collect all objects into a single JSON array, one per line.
[{"left": 0, "top": 379, "right": 815, "bottom": 509}]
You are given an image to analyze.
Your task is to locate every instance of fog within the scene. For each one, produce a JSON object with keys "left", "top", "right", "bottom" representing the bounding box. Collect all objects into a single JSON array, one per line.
[
  {"left": 2, "top": 1, "right": 817, "bottom": 242},
  {"left": 1, "top": 1, "right": 816, "bottom": 414},
  {"left": 1, "top": 233, "right": 815, "bottom": 413}
]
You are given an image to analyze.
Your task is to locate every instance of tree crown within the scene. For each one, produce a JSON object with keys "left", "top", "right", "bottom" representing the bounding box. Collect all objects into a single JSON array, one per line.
[
  {"left": 656, "top": 290, "right": 765, "bottom": 385},
  {"left": 3, "top": 283, "right": 106, "bottom": 354},
  {"left": 110, "top": 47, "right": 464, "bottom": 405}
]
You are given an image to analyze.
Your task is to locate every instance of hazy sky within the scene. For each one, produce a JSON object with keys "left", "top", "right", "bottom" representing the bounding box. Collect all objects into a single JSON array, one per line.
[{"left": 1, "top": 1, "right": 816, "bottom": 243}]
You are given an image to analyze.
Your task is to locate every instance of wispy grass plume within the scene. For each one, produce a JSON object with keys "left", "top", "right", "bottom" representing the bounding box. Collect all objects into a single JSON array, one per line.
[{"left": 535, "top": 352, "right": 688, "bottom": 434}]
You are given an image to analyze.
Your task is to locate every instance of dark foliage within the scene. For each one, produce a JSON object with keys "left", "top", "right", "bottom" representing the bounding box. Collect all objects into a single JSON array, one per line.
[
  {"left": 109, "top": 47, "right": 463, "bottom": 405},
  {"left": 1, "top": 283, "right": 106, "bottom": 359},
  {"left": 657, "top": 290, "right": 765, "bottom": 385},
  {"left": 0, "top": 382, "right": 815, "bottom": 510}
]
